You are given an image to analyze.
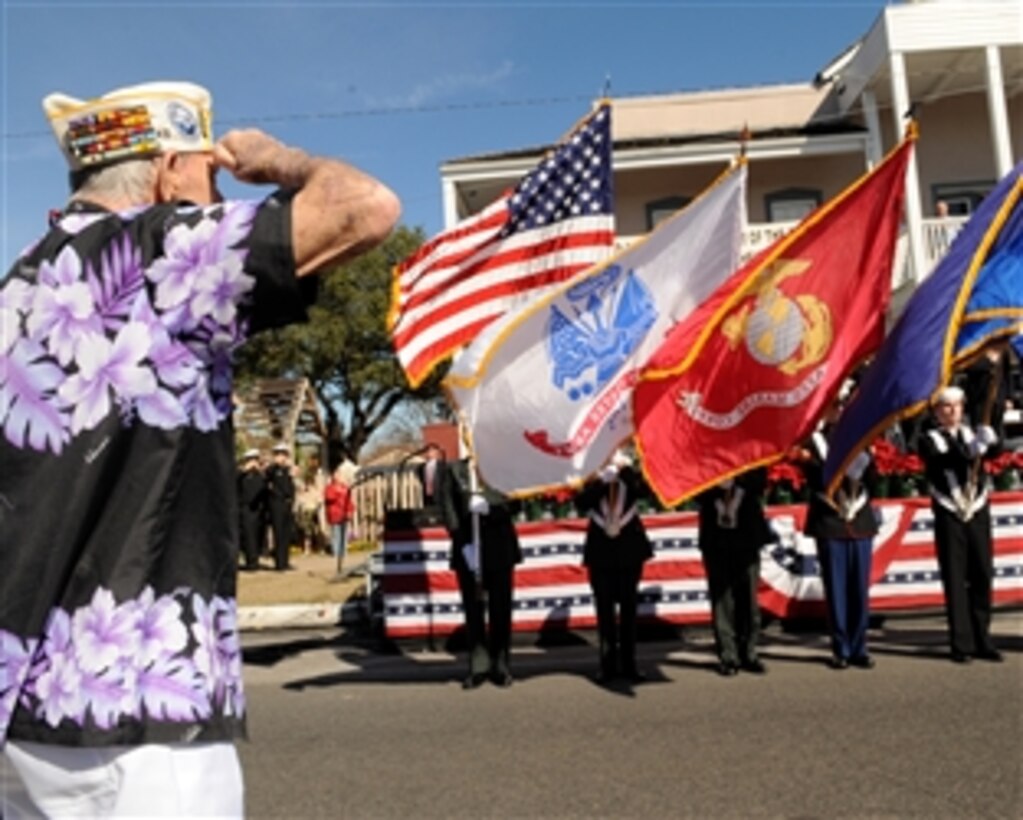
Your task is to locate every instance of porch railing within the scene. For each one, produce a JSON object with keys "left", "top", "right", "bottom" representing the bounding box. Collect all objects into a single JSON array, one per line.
[{"left": 615, "top": 215, "right": 969, "bottom": 280}]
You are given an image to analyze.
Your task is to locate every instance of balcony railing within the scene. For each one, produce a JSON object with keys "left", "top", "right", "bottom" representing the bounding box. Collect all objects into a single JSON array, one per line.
[{"left": 615, "top": 216, "right": 970, "bottom": 281}]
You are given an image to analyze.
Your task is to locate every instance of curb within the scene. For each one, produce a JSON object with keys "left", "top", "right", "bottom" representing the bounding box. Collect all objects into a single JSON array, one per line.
[{"left": 238, "top": 599, "right": 365, "bottom": 631}]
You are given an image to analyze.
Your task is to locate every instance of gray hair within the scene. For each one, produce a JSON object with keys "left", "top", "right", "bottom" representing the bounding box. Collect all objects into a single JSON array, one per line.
[{"left": 69, "top": 157, "right": 158, "bottom": 204}]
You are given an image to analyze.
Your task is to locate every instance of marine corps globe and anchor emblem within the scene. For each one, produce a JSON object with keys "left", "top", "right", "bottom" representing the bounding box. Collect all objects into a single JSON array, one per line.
[{"left": 722, "top": 258, "right": 833, "bottom": 375}]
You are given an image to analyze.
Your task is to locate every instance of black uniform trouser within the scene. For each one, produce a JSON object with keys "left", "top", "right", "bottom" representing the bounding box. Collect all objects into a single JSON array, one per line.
[
  {"left": 455, "top": 563, "right": 514, "bottom": 677},
  {"left": 588, "top": 564, "right": 642, "bottom": 676},
  {"left": 700, "top": 544, "right": 761, "bottom": 666},
  {"left": 239, "top": 510, "right": 262, "bottom": 569},
  {"left": 268, "top": 502, "right": 293, "bottom": 570},
  {"left": 932, "top": 503, "right": 995, "bottom": 655}
]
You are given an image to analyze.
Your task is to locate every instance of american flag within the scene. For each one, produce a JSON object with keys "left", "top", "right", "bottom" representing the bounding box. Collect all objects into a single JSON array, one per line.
[{"left": 389, "top": 103, "right": 615, "bottom": 388}]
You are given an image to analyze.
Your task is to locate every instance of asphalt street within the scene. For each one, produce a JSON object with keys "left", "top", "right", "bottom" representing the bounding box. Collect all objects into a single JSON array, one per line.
[{"left": 237, "top": 611, "right": 1023, "bottom": 819}]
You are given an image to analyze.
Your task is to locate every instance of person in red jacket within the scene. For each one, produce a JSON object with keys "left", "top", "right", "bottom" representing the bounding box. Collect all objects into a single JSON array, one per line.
[{"left": 324, "top": 467, "right": 356, "bottom": 565}]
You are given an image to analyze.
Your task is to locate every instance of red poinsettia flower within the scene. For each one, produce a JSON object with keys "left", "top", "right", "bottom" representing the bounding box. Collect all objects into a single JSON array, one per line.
[
  {"left": 767, "top": 460, "right": 805, "bottom": 491},
  {"left": 898, "top": 452, "right": 924, "bottom": 476},
  {"left": 871, "top": 438, "right": 900, "bottom": 477},
  {"left": 983, "top": 451, "right": 1016, "bottom": 476}
]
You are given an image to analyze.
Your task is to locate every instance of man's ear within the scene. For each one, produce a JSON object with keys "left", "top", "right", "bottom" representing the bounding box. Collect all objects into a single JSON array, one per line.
[{"left": 154, "top": 152, "right": 180, "bottom": 202}]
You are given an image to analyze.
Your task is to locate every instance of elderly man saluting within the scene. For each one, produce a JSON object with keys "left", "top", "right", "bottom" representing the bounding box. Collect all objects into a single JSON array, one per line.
[{"left": 0, "top": 81, "right": 399, "bottom": 816}]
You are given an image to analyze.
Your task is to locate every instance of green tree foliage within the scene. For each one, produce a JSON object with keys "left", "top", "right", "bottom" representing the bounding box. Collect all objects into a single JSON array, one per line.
[{"left": 236, "top": 225, "right": 451, "bottom": 467}]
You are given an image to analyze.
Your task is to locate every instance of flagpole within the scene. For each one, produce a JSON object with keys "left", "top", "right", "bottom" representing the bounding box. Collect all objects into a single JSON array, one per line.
[
  {"left": 968, "top": 343, "right": 1006, "bottom": 491},
  {"left": 459, "top": 396, "right": 485, "bottom": 599}
]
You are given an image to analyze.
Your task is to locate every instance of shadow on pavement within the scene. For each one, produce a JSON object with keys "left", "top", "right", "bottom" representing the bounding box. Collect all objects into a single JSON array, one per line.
[{"left": 251, "top": 608, "right": 1022, "bottom": 690}]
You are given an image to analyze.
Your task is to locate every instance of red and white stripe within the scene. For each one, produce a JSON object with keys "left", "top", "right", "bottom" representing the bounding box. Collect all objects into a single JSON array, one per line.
[
  {"left": 390, "top": 204, "right": 614, "bottom": 387},
  {"left": 380, "top": 495, "right": 1023, "bottom": 639}
]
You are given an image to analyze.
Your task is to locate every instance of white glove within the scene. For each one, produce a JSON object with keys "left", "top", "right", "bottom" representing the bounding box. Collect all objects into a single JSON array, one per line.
[
  {"left": 468, "top": 493, "right": 490, "bottom": 515},
  {"left": 598, "top": 464, "right": 619, "bottom": 484},
  {"left": 977, "top": 425, "right": 998, "bottom": 446},
  {"left": 845, "top": 451, "right": 871, "bottom": 481},
  {"left": 461, "top": 543, "right": 479, "bottom": 574}
]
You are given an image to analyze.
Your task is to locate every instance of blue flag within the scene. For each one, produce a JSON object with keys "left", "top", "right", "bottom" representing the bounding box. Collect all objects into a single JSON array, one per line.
[{"left": 824, "top": 160, "right": 1023, "bottom": 490}]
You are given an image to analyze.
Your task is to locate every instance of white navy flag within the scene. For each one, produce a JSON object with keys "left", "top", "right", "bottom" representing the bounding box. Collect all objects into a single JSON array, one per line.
[{"left": 446, "top": 162, "right": 747, "bottom": 496}]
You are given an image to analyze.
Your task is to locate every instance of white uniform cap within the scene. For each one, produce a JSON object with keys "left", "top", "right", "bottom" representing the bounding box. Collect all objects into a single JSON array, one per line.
[
  {"left": 241, "top": 448, "right": 260, "bottom": 461},
  {"left": 43, "top": 81, "right": 213, "bottom": 171},
  {"left": 272, "top": 443, "right": 290, "bottom": 454},
  {"left": 934, "top": 385, "right": 965, "bottom": 405}
]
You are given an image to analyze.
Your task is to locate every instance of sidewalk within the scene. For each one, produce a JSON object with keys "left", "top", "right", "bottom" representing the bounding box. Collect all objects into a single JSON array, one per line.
[{"left": 236, "top": 548, "right": 372, "bottom": 631}]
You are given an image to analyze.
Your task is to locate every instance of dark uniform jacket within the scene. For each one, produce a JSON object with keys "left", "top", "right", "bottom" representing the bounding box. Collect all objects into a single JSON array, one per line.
[
  {"left": 238, "top": 467, "right": 266, "bottom": 513},
  {"left": 575, "top": 466, "right": 653, "bottom": 570},
  {"left": 439, "top": 459, "right": 523, "bottom": 574},
  {"left": 697, "top": 468, "right": 775, "bottom": 550},
  {"left": 264, "top": 462, "right": 295, "bottom": 510},
  {"left": 917, "top": 424, "right": 996, "bottom": 520},
  {"left": 802, "top": 430, "right": 879, "bottom": 540}
]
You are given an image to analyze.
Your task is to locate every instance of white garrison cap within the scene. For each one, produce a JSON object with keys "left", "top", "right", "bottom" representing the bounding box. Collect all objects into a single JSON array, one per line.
[
  {"left": 241, "top": 448, "right": 260, "bottom": 461},
  {"left": 934, "top": 385, "right": 966, "bottom": 405},
  {"left": 43, "top": 81, "right": 213, "bottom": 171},
  {"left": 272, "top": 443, "right": 290, "bottom": 454}
]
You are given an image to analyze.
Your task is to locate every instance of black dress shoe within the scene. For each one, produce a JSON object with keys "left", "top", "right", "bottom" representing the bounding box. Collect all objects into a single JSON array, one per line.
[
  {"left": 950, "top": 651, "right": 972, "bottom": 664},
  {"left": 623, "top": 669, "right": 647, "bottom": 684},
  {"left": 828, "top": 656, "right": 849, "bottom": 670},
  {"left": 592, "top": 670, "right": 614, "bottom": 685},
  {"left": 462, "top": 673, "right": 487, "bottom": 689},
  {"left": 741, "top": 658, "right": 767, "bottom": 675},
  {"left": 716, "top": 661, "right": 738, "bottom": 677},
  {"left": 850, "top": 655, "right": 875, "bottom": 670},
  {"left": 974, "top": 648, "right": 1004, "bottom": 662},
  {"left": 491, "top": 670, "right": 514, "bottom": 688}
]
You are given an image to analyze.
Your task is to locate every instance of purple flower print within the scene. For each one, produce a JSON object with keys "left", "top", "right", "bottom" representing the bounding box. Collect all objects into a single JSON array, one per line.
[
  {"left": 146, "top": 203, "right": 256, "bottom": 323},
  {"left": 0, "top": 338, "right": 68, "bottom": 453},
  {"left": 136, "top": 589, "right": 188, "bottom": 667},
  {"left": 32, "top": 610, "right": 85, "bottom": 728},
  {"left": 130, "top": 299, "right": 201, "bottom": 390},
  {"left": 58, "top": 212, "right": 110, "bottom": 235},
  {"left": 27, "top": 246, "right": 103, "bottom": 367},
  {"left": 7, "top": 586, "right": 244, "bottom": 733},
  {"left": 0, "top": 278, "right": 31, "bottom": 354},
  {"left": 80, "top": 664, "right": 135, "bottom": 730},
  {"left": 90, "top": 233, "right": 145, "bottom": 333},
  {"left": 138, "top": 655, "right": 210, "bottom": 722},
  {"left": 189, "top": 256, "right": 254, "bottom": 326},
  {"left": 0, "top": 631, "right": 38, "bottom": 740},
  {"left": 181, "top": 372, "right": 221, "bottom": 432},
  {"left": 71, "top": 588, "right": 142, "bottom": 675},
  {"left": 58, "top": 321, "right": 156, "bottom": 435}
]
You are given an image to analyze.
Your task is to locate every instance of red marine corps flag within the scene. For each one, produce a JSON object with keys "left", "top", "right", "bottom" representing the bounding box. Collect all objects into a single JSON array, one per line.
[{"left": 633, "top": 133, "right": 916, "bottom": 507}]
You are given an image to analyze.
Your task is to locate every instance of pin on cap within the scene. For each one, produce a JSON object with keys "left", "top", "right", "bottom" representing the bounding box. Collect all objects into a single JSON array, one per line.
[{"left": 43, "top": 81, "right": 213, "bottom": 171}]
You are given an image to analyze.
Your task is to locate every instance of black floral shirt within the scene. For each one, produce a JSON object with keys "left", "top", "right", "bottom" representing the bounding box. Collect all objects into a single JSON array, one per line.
[{"left": 0, "top": 194, "right": 308, "bottom": 746}]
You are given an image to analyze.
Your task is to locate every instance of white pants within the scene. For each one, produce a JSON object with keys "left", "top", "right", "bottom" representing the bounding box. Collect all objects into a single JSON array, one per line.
[{"left": 1, "top": 740, "right": 243, "bottom": 818}]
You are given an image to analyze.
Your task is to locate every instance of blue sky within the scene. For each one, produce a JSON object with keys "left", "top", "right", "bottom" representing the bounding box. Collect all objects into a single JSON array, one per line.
[{"left": 2, "top": 1, "right": 886, "bottom": 266}]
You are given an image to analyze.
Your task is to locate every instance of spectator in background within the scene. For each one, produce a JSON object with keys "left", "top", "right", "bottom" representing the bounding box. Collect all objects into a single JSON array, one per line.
[
  {"left": 265, "top": 443, "right": 297, "bottom": 571},
  {"left": 418, "top": 443, "right": 445, "bottom": 508},
  {"left": 295, "top": 458, "right": 327, "bottom": 555},
  {"left": 324, "top": 466, "right": 357, "bottom": 565},
  {"left": 237, "top": 449, "right": 267, "bottom": 571},
  {"left": 575, "top": 449, "right": 653, "bottom": 685}
]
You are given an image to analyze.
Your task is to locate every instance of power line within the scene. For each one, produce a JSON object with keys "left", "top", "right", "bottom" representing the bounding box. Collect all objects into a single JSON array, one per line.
[{"left": 3, "top": 73, "right": 1017, "bottom": 141}]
